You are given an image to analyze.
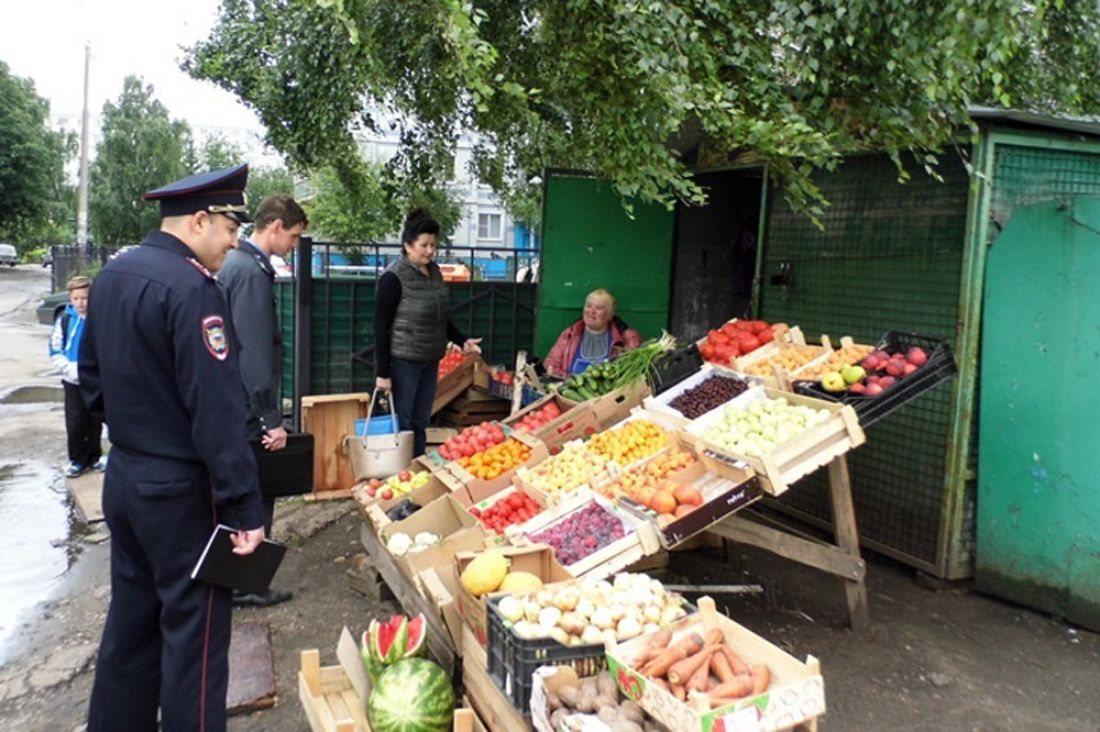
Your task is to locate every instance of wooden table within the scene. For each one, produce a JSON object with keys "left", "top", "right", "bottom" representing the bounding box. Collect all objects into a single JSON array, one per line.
[{"left": 708, "top": 453, "right": 870, "bottom": 631}]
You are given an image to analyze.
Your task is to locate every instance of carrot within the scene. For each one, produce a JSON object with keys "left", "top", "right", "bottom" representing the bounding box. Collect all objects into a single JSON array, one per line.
[
  {"left": 643, "top": 633, "right": 703, "bottom": 677},
  {"left": 672, "top": 683, "right": 686, "bottom": 701},
  {"left": 685, "top": 655, "right": 712, "bottom": 692},
  {"left": 668, "top": 645, "right": 717, "bottom": 685},
  {"left": 706, "top": 675, "right": 753, "bottom": 700},
  {"left": 635, "top": 628, "right": 672, "bottom": 666},
  {"left": 710, "top": 649, "right": 735, "bottom": 682},
  {"left": 703, "top": 628, "right": 725, "bottom": 646},
  {"left": 651, "top": 678, "right": 671, "bottom": 692},
  {"left": 718, "top": 644, "right": 750, "bottom": 676},
  {"left": 750, "top": 664, "right": 771, "bottom": 695}
]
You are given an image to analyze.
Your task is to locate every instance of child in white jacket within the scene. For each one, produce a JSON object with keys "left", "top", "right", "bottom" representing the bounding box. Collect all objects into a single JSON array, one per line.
[{"left": 49, "top": 276, "right": 105, "bottom": 477}]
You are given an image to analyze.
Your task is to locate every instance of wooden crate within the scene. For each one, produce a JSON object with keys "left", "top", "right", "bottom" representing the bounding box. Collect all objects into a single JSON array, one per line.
[
  {"left": 438, "top": 389, "right": 513, "bottom": 427},
  {"left": 509, "top": 489, "right": 661, "bottom": 580},
  {"left": 433, "top": 356, "right": 483, "bottom": 415},
  {"left": 299, "top": 627, "right": 370, "bottom": 732},
  {"left": 683, "top": 387, "right": 865, "bottom": 496},
  {"left": 302, "top": 393, "right": 372, "bottom": 496},
  {"left": 606, "top": 597, "right": 823, "bottom": 732}
]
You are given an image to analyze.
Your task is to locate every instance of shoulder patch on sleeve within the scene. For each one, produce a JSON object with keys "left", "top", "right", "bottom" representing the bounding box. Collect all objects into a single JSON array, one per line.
[{"left": 202, "top": 315, "right": 230, "bottom": 361}]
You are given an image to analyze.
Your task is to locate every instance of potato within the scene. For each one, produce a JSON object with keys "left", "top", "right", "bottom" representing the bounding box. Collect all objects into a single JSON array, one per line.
[
  {"left": 594, "top": 694, "right": 618, "bottom": 711},
  {"left": 576, "top": 689, "right": 598, "bottom": 714},
  {"left": 558, "top": 685, "right": 581, "bottom": 710},
  {"left": 609, "top": 721, "right": 644, "bottom": 732},
  {"left": 619, "top": 700, "right": 644, "bottom": 724},
  {"left": 597, "top": 706, "right": 622, "bottom": 725},
  {"left": 581, "top": 677, "right": 600, "bottom": 697},
  {"left": 597, "top": 671, "right": 618, "bottom": 699},
  {"left": 547, "top": 692, "right": 562, "bottom": 711}
]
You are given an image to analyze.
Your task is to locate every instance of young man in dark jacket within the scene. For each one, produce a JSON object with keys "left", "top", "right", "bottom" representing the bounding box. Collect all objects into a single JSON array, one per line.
[{"left": 218, "top": 195, "right": 307, "bottom": 607}]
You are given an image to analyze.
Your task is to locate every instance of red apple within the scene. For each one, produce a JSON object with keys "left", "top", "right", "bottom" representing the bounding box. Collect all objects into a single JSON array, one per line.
[
  {"left": 864, "top": 383, "right": 883, "bottom": 396},
  {"left": 902, "top": 362, "right": 918, "bottom": 376},
  {"left": 861, "top": 355, "right": 880, "bottom": 371},
  {"left": 398, "top": 470, "right": 412, "bottom": 481},
  {"left": 369, "top": 478, "right": 382, "bottom": 489},
  {"left": 381, "top": 488, "right": 394, "bottom": 500},
  {"left": 849, "top": 382, "right": 867, "bottom": 395},
  {"left": 879, "top": 375, "right": 896, "bottom": 388},
  {"left": 906, "top": 347, "right": 928, "bottom": 366},
  {"left": 885, "top": 359, "right": 905, "bottom": 377},
  {"left": 367, "top": 485, "right": 377, "bottom": 497}
]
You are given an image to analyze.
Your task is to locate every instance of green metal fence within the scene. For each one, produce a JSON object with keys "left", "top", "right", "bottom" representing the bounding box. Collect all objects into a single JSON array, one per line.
[
  {"left": 275, "top": 277, "right": 536, "bottom": 405},
  {"left": 757, "top": 151, "right": 971, "bottom": 574}
]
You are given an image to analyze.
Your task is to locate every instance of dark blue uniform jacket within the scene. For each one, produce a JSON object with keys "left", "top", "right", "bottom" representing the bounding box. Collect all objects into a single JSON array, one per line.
[{"left": 79, "top": 230, "right": 263, "bottom": 529}]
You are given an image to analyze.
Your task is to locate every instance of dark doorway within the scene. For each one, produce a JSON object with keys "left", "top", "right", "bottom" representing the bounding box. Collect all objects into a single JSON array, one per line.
[{"left": 669, "top": 169, "right": 764, "bottom": 340}]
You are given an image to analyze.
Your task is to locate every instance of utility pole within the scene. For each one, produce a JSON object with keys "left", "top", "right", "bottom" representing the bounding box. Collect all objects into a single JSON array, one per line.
[{"left": 76, "top": 42, "right": 91, "bottom": 248}]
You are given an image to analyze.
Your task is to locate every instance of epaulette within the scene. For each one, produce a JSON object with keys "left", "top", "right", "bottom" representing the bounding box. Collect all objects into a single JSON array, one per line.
[{"left": 185, "top": 257, "right": 215, "bottom": 280}]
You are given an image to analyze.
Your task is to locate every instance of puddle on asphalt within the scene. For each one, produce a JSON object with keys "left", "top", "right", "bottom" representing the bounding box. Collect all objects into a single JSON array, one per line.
[
  {"left": 0, "top": 462, "right": 77, "bottom": 655},
  {"left": 0, "top": 385, "right": 64, "bottom": 404}
]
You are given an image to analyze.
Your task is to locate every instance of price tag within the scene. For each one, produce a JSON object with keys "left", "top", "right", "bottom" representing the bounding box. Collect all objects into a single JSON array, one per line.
[{"left": 718, "top": 707, "right": 761, "bottom": 732}]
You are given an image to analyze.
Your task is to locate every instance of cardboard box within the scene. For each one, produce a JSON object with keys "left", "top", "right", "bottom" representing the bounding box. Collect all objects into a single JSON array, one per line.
[
  {"left": 379, "top": 494, "right": 489, "bottom": 588},
  {"left": 456, "top": 481, "right": 551, "bottom": 545},
  {"left": 588, "top": 381, "right": 651, "bottom": 429},
  {"left": 616, "top": 450, "right": 763, "bottom": 549},
  {"left": 447, "top": 430, "right": 551, "bottom": 504},
  {"left": 503, "top": 394, "right": 599, "bottom": 453},
  {"left": 512, "top": 489, "right": 661, "bottom": 581},
  {"left": 453, "top": 544, "right": 572, "bottom": 647},
  {"left": 353, "top": 457, "right": 471, "bottom": 524},
  {"left": 607, "top": 596, "right": 825, "bottom": 732},
  {"left": 682, "top": 386, "right": 865, "bottom": 496},
  {"left": 419, "top": 566, "right": 468, "bottom": 654}
]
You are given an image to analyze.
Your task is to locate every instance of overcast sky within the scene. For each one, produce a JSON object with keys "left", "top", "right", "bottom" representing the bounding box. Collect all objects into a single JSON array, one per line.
[{"left": 5, "top": 0, "right": 263, "bottom": 134}]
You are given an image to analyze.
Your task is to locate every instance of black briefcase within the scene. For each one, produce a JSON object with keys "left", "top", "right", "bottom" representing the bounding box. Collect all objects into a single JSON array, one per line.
[{"left": 249, "top": 432, "right": 314, "bottom": 498}]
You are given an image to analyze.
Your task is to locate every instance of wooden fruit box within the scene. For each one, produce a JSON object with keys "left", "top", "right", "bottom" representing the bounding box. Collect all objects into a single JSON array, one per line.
[
  {"left": 606, "top": 597, "right": 824, "bottom": 732},
  {"left": 503, "top": 394, "right": 600, "bottom": 454},
  {"left": 790, "top": 335, "right": 876, "bottom": 382},
  {"left": 611, "top": 447, "right": 764, "bottom": 550},
  {"left": 456, "top": 480, "right": 554, "bottom": 546},
  {"left": 432, "top": 355, "right": 483, "bottom": 416},
  {"left": 438, "top": 388, "right": 513, "bottom": 428},
  {"left": 446, "top": 430, "right": 551, "bottom": 504},
  {"left": 299, "top": 627, "right": 370, "bottom": 732},
  {"left": 641, "top": 366, "right": 752, "bottom": 430},
  {"left": 682, "top": 386, "right": 865, "bottom": 496},
  {"left": 734, "top": 333, "right": 833, "bottom": 390},
  {"left": 588, "top": 409, "right": 679, "bottom": 473},
  {"left": 509, "top": 489, "right": 661, "bottom": 581},
  {"left": 512, "top": 439, "right": 620, "bottom": 508}
]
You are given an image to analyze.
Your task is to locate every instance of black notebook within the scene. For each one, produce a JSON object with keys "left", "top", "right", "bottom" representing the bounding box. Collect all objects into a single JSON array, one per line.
[{"left": 191, "top": 525, "right": 287, "bottom": 594}]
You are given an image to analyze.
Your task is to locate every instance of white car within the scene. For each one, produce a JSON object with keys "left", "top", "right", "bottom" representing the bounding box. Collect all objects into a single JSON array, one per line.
[{"left": 0, "top": 243, "right": 17, "bottom": 267}]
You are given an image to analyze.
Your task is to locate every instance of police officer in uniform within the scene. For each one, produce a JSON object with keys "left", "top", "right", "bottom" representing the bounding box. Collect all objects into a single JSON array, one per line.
[{"left": 80, "top": 164, "right": 265, "bottom": 732}]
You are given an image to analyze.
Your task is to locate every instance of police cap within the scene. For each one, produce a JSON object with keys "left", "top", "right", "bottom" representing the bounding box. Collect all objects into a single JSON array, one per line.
[{"left": 144, "top": 164, "right": 252, "bottom": 223}]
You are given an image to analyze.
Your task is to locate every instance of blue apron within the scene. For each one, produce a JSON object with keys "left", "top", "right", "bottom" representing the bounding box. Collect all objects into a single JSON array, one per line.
[{"left": 569, "top": 330, "right": 612, "bottom": 375}]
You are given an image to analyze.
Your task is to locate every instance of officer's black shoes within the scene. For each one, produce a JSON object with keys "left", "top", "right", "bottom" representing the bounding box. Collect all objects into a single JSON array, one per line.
[{"left": 232, "top": 588, "right": 294, "bottom": 608}]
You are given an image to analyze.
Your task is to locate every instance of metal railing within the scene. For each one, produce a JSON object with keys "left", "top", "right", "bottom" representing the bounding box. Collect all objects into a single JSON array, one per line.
[
  {"left": 50, "top": 245, "right": 114, "bottom": 292},
  {"left": 304, "top": 241, "right": 540, "bottom": 283}
]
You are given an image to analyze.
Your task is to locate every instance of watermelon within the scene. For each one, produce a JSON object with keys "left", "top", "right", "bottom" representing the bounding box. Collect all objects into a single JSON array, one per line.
[
  {"left": 362, "top": 613, "right": 428, "bottom": 682},
  {"left": 368, "top": 657, "right": 455, "bottom": 732}
]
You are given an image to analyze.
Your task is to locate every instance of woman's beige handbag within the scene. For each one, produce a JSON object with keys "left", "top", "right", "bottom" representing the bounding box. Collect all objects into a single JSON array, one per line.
[{"left": 345, "top": 389, "right": 414, "bottom": 480}]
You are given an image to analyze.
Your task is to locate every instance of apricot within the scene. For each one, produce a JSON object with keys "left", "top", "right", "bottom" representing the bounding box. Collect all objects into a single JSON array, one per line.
[
  {"left": 673, "top": 485, "right": 704, "bottom": 507},
  {"left": 650, "top": 490, "right": 677, "bottom": 515}
]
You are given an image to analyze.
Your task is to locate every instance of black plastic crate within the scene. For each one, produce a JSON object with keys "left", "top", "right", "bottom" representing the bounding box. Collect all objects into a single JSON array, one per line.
[
  {"left": 487, "top": 377, "right": 543, "bottom": 407},
  {"left": 485, "top": 595, "right": 609, "bottom": 716},
  {"left": 648, "top": 343, "right": 704, "bottom": 395},
  {"left": 793, "top": 331, "right": 957, "bottom": 427}
]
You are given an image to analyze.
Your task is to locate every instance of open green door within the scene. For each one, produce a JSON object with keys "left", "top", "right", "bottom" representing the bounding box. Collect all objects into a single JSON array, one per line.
[
  {"left": 977, "top": 196, "right": 1100, "bottom": 631},
  {"left": 535, "top": 174, "right": 675, "bottom": 357}
]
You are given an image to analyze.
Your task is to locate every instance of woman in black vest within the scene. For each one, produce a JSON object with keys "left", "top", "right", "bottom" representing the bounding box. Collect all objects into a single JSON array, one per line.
[{"left": 374, "top": 209, "right": 482, "bottom": 455}]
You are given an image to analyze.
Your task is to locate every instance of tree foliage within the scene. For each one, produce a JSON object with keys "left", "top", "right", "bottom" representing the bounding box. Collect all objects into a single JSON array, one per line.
[
  {"left": 90, "top": 76, "right": 194, "bottom": 245},
  {"left": 0, "top": 61, "right": 74, "bottom": 250},
  {"left": 186, "top": 0, "right": 1100, "bottom": 219}
]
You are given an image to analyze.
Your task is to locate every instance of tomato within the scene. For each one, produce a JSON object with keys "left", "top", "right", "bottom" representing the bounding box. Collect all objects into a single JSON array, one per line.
[
  {"left": 507, "top": 493, "right": 525, "bottom": 510},
  {"left": 757, "top": 328, "right": 774, "bottom": 344}
]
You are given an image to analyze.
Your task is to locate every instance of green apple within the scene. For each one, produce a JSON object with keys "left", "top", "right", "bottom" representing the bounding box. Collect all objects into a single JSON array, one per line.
[
  {"left": 822, "top": 371, "right": 846, "bottom": 393},
  {"left": 841, "top": 364, "right": 866, "bottom": 385}
]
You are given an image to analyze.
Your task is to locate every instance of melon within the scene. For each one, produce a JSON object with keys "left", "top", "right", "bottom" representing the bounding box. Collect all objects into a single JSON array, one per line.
[
  {"left": 498, "top": 570, "right": 543, "bottom": 593},
  {"left": 459, "top": 549, "right": 510, "bottom": 596},
  {"left": 368, "top": 657, "right": 455, "bottom": 732}
]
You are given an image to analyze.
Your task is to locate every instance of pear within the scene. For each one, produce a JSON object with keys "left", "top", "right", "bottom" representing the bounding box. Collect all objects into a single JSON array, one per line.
[
  {"left": 821, "top": 371, "right": 846, "bottom": 393},
  {"left": 841, "top": 364, "right": 866, "bottom": 385}
]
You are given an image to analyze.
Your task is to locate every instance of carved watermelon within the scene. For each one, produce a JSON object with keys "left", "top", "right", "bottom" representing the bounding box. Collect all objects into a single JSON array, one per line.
[{"left": 362, "top": 613, "right": 428, "bottom": 682}]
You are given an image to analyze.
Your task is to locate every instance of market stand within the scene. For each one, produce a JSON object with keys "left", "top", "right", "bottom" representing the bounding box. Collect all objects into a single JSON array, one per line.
[{"left": 310, "top": 322, "right": 954, "bottom": 732}]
